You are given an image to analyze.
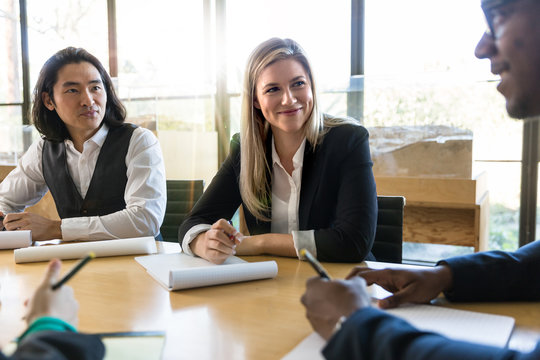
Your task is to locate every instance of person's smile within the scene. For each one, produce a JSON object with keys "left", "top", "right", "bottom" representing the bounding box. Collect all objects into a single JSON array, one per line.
[{"left": 278, "top": 107, "right": 303, "bottom": 116}]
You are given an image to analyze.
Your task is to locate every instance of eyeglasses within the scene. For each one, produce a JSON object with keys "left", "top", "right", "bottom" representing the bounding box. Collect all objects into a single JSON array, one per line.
[
  {"left": 482, "top": 0, "right": 527, "bottom": 39},
  {"left": 483, "top": 16, "right": 494, "bottom": 39}
]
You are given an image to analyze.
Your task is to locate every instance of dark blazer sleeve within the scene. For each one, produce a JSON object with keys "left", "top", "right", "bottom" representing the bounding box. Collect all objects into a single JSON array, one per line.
[
  {"left": 323, "top": 308, "right": 540, "bottom": 360},
  {"left": 178, "top": 134, "right": 243, "bottom": 243},
  {"left": 7, "top": 331, "right": 104, "bottom": 360},
  {"left": 302, "top": 124, "right": 377, "bottom": 262},
  {"left": 441, "top": 240, "right": 540, "bottom": 302}
]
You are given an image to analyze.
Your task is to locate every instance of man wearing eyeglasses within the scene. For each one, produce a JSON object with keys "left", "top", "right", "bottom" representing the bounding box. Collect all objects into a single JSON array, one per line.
[{"left": 301, "top": 0, "right": 540, "bottom": 358}]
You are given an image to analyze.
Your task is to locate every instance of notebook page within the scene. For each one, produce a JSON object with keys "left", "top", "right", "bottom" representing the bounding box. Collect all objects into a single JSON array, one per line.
[
  {"left": 387, "top": 304, "right": 515, "bottom": 347},
  {"left": 281, "top": 332, "right": 325, "bottom": 360},
  {"left": 0, "top": 230, "right": 31, "bottom": 249},
  {"left": 283, "top": 305, "right": 515, "bottom": 359}
]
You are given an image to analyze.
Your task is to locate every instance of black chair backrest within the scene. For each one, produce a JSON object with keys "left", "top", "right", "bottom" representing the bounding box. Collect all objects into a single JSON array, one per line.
[
  {"left": 371, "top": 196, "right": 405, "bottom": 263},
  {"left": 161, "top": 180, "right": 204, "bottom": 242}
]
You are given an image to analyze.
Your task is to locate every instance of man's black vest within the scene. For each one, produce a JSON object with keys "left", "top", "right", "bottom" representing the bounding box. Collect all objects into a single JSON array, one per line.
[{"left": 42, "top": 124, "right": 137, "bottom": 219}]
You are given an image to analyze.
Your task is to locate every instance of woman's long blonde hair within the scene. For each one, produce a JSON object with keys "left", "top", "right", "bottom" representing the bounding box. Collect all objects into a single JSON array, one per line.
[{"left": 239, "top": 38, "right": 358, "bottom": 220}]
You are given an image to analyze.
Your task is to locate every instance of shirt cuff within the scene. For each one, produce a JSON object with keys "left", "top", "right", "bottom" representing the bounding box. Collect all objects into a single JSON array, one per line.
[
  {"left": 61, "top": 217, "right": 91, "bottom": 241},
  {"left": 292, "top": 230, "right": 316, "bottom": 259},
  {"left": 182, "top": 224, "right": 212, "bottom": 256},
  {"left": 18, "top": 316, "right": 77, "bottom": 342}
]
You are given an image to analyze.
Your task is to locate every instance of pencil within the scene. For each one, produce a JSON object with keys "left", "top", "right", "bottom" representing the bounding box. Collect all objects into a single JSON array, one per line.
[
  {"left": 51, "top": 252, "right": 96, "bottom": 290},
  {"left": 300, "top": 248, "right": 331, "bottom": 280}
]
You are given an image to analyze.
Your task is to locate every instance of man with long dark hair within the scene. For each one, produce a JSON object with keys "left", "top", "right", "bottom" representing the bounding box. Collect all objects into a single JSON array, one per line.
[{"left": 0, "top": 47, "right": 166, "bottom": 241}]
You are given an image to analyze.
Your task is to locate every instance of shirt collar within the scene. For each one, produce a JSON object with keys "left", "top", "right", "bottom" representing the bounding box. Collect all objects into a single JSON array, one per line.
[
  {"left": 64, "top": 123, "right": 109, "bottom": 150},
  {"left": 272, "top": 136, "right": 307, "bottom": 169}
]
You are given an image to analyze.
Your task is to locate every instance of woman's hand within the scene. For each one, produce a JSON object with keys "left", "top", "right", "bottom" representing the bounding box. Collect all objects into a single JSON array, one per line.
[{"left": 190, "top": 219, "right": 243, "bottom": 264}]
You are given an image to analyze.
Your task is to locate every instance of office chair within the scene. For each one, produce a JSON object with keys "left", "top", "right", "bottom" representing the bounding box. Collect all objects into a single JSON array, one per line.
[
  {"left": 160, "top": 180, "right": 204, "bottom": 242},
  {"left": 371, "top": 195, "right": 406, "bottom": 263}
]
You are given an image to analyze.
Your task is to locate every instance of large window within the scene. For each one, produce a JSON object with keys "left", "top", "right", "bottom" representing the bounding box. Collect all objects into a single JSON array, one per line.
[
  {"left": 116, "top": 0, "right": 217, "bottom": 185},
  {"left": 0, "top": 0, "right": 23, "bottom": 160},
  {"left": 226, "top": 0, "right": 351, "bottom": 135},
  {"left": 364, "top": 0, "right": 522, "bottom": 260},
  {"left": 0, "top": 0, "right": 535, "bottom": 256},
  {"left": 26, "top": 0, "right": 109, "bottom": 88}
]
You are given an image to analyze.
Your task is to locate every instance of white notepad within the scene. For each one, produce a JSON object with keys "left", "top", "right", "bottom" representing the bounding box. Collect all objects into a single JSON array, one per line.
[
  {"left": 283, "top": 301, "right": 515, "bottom": 359},
  {"left": 386, "top": 304, "right": 515, "bottom": 347},
  {"left": 135, "top": 252, "right": 278, "bottom": 290},
  {"left": 0, "top": 230, "right": 31, "bottom": 249},
  {"left": 14, "top": 236, "right": 157, "bottom": 263}
]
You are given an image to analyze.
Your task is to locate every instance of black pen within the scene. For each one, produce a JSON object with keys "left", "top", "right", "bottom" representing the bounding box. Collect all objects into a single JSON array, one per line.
[
  {"left": 300, "top": 248, "right": 331, "bottom": 280},
  {"left": 227, "top": 220, "right": 236, "bottom": 241},
  {"left": 51, "top": 252, "right": 95, "bottom": 290}
]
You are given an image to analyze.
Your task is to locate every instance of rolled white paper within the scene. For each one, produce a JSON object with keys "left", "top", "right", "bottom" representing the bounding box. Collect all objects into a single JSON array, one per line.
[
  {"left": 0, "top": 230, "right": 32, "bottom": 250},
  {"left": 136, "top": 253, "right": 279, "bottom": 290},
  {"left": 14, "top": 236, "right": 157, "bottom": 263}
]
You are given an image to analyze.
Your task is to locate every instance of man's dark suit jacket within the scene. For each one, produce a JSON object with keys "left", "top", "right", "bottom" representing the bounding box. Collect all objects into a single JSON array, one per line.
[
  {"left": 323, "top": 240, "right": 540, "bottom": 359},
  {"left": 1, "top": 331, "right": 104, "bottom": 360},
  {"left": 179, "top": 123, "right": 378, "bottom": 262}
]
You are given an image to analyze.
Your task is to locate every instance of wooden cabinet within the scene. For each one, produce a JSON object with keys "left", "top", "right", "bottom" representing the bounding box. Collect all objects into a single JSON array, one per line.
[{"left": 376, "top": 173, "right": 489, "bottom": 252}]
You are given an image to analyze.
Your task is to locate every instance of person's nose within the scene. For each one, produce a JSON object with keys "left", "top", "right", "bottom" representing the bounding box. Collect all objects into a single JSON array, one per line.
[
  {"left": 475, "top": 31, "right": 497, "bottom": 60},
  {"left": 282, "top": 88, "right": 297, "bottom": 106},
  {"left": 80, "top": 89, "right": 95, "bottom": 107}
]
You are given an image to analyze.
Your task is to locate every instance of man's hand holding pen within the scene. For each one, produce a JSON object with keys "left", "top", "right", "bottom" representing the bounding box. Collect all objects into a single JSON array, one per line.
[
  {"left": 301, "top": 276, "right": 370, "bottom": 340},
  {"left": 300, "top": 249, "right": 372, "bottom": 340}
]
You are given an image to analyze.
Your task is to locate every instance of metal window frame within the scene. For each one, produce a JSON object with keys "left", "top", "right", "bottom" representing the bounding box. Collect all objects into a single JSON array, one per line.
[
  {"left": 348, "top": 0, "right": 364, "bottom": 123},
  {"left": 519, "top": 118, "right": 540, "bottom": 246}
]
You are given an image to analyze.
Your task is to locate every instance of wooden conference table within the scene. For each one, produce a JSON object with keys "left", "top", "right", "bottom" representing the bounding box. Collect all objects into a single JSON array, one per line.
[{"left": 1, "top": 242, "right": 540, "bottom": 359}]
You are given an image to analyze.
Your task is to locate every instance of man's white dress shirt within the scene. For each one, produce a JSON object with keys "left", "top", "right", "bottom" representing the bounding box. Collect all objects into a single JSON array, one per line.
[{"left": 0, "top": 124, "right": 166, "bottom": 241}]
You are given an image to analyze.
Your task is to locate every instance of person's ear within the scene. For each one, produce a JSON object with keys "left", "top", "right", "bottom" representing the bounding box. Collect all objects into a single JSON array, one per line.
[
  {"left": 253, "top": 97, "right": 261, "bottom": 110},
  {"left": 42, "top": 92, "right": 55, "bottom": 111}
]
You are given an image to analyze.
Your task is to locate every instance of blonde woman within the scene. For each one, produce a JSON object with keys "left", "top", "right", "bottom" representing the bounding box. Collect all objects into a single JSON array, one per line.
[{"left": 179, "top": 38, "right": 377, "bottom": 264}]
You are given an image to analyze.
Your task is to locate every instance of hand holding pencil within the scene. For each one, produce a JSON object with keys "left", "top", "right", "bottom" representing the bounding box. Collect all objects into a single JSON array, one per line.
[{"left": 24, "top": 259, "right": 80, "bottom": 327}]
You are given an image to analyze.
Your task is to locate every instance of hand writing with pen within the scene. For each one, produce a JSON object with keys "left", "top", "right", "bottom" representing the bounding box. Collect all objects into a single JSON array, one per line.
[{"left": 190, "top": 219, "right": 244, "bottom": 264}]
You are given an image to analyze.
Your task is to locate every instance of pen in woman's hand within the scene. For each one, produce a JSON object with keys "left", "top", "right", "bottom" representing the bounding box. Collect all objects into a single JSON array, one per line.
[
  {"left": 226, "top": 220, "right": 243, "bottom": 244},
  {"left": 226, "top": 220, "right": 235, "bottom": 240}
]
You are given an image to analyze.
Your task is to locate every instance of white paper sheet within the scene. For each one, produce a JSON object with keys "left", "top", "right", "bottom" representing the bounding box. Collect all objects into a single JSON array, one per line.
[
  {"left": 0, "top": 230, "right": 31, "bottom": 249},
  {"left": 282, "top": 303, "right": 515, "bottom": 359},
  {"left": 386, "top": 304, "right": 515, "bottom": 347},
  {"left": 135, "top": 252, "right": 278, "bottom": 290},
  {"left": 14, "top": 236, "right": 157, "bottom": 263},
  {"left": 281, "top": 333, "right": 325, "bottom": 360}
]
